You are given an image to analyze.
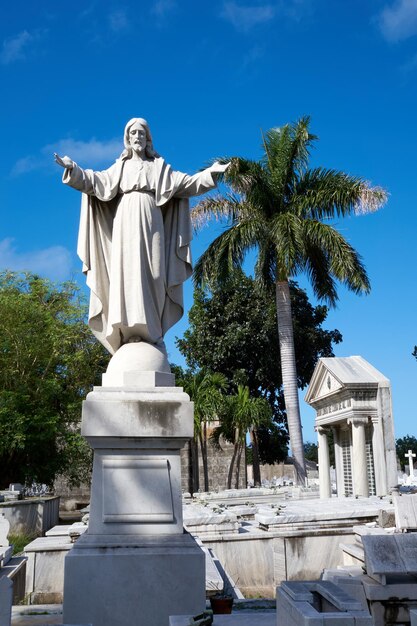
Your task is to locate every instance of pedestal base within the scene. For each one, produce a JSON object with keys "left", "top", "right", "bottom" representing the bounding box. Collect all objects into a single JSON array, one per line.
[
  {"left": 63, "top": 382, "right": 204, "bottom": 626},
  {"left": 63, "top": 532, "right": 205, "bottom": 626}
]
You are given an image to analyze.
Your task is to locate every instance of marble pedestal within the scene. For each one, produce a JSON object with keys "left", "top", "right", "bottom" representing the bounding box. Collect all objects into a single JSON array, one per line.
[{"left": 63, "top": 384, "right": 205, "bottom": 626}]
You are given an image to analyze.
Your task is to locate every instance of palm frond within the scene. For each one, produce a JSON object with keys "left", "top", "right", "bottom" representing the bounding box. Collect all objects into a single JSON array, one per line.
[
  {"left": 354, "top": 183, "right": 388, "bottom": 214},
  {"left": 225, "top": 157, "right": 276, "bottom": 216},
  {"left": 193, "top": 218, "right": 264, "bottom": 288},
  {"left": 293, "top": 168, "right": 388, "bottom": 219},
  {"left": 191, "top": 193, "right": 241, "bottom": 231},
  {"left": 269, "top": 212, "right": 304, "bottom": 280},
  {"left": 262, "top": 116, "right": 317, "bottom": 202},
  {"left": 254, "top": 241, "right": 277, "bottom": 289},
  {"left": 300, "top": 220, "right": 370, "bottom": 301}
]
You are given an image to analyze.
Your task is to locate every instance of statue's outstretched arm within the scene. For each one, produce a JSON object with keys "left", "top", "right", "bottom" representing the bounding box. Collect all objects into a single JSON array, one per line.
[{"left": 54, "top": 153, "right": 74, "bottom": 170}]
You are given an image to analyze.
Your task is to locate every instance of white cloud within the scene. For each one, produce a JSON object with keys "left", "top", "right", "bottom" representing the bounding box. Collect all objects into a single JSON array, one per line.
[
  {"left": 11, "top": 137, "right": 123, "bottom": 176},
  {"left": 378, "top": 0, "right": 417, "bottom": 42},
  {"left": 239, "top": 44, "right": 265, "bottom": 73},
  {"left": 11, "top": 156, "right": 39, "bottom": 176},
  {"left": 1, "top": 31, "right": 34, "bottom": 65},
  {"left": 108, "top": 10, "right": 129, "bottom": 32},
  {"left": 43, "top": 138, "right": 122, "bottom": 164},
  {"left": 152, "top": 0, "right": 177, "bottom": 18},
  {"left": 221, "top": 2, "right": 275, "bottom": 32},
  {"left": 0, "top": 239, "right": 73, "bottom": 281}
]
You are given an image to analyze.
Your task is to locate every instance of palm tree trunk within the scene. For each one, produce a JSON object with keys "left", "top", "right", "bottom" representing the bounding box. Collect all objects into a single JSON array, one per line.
[
  {"left": 275, "top": 280, "right": 307, "bottom": 485},
  {"left": 191, "top": 438, "right": 199, "bottom": 494},
  {"left": 250, "top": 427, "right": 261, "bottom": 486},
  {"left": 199, "top": 425, "right": 209, "bottom": 492},
  {"left": 227, "top": 427, "right": 240, "bottom": 489},
  {"left": 235, "top": 441, "right": 244, "bottom": 489}
]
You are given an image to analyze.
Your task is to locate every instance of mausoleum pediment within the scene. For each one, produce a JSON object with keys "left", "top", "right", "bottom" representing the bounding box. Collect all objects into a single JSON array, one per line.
[{"left": 305, "top": 356, "right": 388, "bottom": 405}]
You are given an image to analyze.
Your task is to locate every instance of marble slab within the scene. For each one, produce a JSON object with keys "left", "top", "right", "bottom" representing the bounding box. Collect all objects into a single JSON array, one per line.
[
  {"left": 277, "top": 580, "right": 373, "bottom": 625},
  {"left": 170, "top": 615, "right": 275, "bottom": 626},
  {"left": 393, "top": 493, "right": 417, "bottom": 530},
  {"left": 0, "top": 514, "right": 9, "bottom": 546},
  {"left": 0, "top": 576, "right": 12, "bottom": 626},
  {"left": 362, "top": 533, "right": 417, "bottom": 578}
]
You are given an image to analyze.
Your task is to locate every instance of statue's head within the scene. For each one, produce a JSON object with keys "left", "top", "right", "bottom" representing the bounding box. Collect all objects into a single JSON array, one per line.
[{"left": 121, "top": 118, "right": 158, "bottom": 159}]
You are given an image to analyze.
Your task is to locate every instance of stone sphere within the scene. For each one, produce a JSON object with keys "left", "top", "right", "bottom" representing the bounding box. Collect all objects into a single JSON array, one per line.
[{"left": 106, "top": 342, "right": 171, "bottom": 375}]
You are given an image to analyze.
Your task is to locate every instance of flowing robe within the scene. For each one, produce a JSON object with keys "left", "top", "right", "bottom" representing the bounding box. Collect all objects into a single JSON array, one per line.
[{"left": 63, "top": 156, "right": 219, "bottom": 354}]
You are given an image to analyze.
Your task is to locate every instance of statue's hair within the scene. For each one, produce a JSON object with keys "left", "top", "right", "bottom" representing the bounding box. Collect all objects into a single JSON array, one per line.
[{"left": 120, "top": 118, "right": 159, "bottom": 160}]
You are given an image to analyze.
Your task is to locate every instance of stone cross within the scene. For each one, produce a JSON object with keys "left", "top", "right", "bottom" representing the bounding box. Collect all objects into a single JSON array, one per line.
[{"left": 405, "top": 449, "right": 416, "bottom": 477}]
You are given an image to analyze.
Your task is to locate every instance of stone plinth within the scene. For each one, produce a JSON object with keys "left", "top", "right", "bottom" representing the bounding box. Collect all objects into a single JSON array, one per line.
[
  {"left": 276, "top": 580, "right": 372, "bottom": 625},
  {"left": 63, "top": 384, "right": 205, "bottom": 626}
]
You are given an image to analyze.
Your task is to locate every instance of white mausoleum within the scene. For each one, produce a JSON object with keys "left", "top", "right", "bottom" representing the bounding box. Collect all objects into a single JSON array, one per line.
[{"left": 305, "top": 356, "right": 397, "bottom": 498}]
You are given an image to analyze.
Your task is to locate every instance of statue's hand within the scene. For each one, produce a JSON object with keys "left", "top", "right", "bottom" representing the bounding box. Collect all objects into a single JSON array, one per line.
[
  {"left": 212, "top": 161, "right": 230, "bottom": 173},
  {"left": 54, "top": 153, "right": 74, "bottom": 170}
]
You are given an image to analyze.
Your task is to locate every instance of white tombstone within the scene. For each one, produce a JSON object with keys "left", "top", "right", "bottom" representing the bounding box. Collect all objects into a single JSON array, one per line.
[
  {"left": 405, "top": 449, "right": 417, "bottom": 485},
  {"left": 305, "top": 356, "right": 397, "bottom": 498}
]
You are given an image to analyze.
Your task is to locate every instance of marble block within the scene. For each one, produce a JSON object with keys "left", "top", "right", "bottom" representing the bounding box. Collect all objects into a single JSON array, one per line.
[
  {"left": 0, "top": 515, "right": 9, "bottom": 546},
  {"left": 63, "top": 533, "right": 205, "bottom": 626},
  {"left": 362, "top": 533, "right": 417, "bottom": 581},
  {"left": 183, "top": 505, "right": 240, "bottom": 537},
  {"left": 276, "top": 580, "right": 373, "bottom": 626},
  {"left": 0, "top": 577, "right": 12, "bottom": 626},
  {"left": 170, "top": 615, "right": 275, "bottom": 626},
  {"left": 393, "top": 493, "right": 417, "bottom": 530},
  {"left": 63, "top": 382, "right": 206, "bottom": 626},
  {"left": 82, "top": 386, "right": 193, "bottom": 536},
  {"left": 0, "top": 546, "right": 12, "bottom": 568}
]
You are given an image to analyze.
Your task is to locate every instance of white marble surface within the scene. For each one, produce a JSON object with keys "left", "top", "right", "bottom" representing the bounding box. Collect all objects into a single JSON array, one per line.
[
  {"left": 0, "top": 545, "right": 12, "bottom": 567},
  {"left": 306, "top": 356, "right": 397, "bottom": 499},
  {"left": 82, "top": 385, "right": 194, "bottom": 536},
  {"left": 183, "top": 504, "right": 240, "bottom": 537},
  {"left": 277, "top": 580, "right": 372, "bottom": 626},
  {"left": 362, "top": 532, "right": 417, "bottom": 577},
  {"left": 0, "top": 514, "right": 9, "bottom": 546},
  {"left": 393, "top": 493, "right": 417, "bottom": 530},
  {"left": 63, "top": 533, "right": 205, "bottom": 626},
  {"left": 24, "top": 536, "right": 72, "bottom": 603},
  {"left": 170, "top": 616, "right": 275, "bottom": 626},
  {"left": 0, "top": 576, "right": 12, "bottom": 626},
  {"left": 56, "top": 118, "right": 227, "bottom": 355}
]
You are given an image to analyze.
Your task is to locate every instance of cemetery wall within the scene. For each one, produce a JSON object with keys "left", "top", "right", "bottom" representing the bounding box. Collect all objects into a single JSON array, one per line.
[
  {"left": 181, "top": 438, "right": 246, "bottom": 494},
  {"left": 0, "top": 497, "right": 60, "bottom": 536},
  {"left": 53, "top": 477, "right": 90, "bottom": 511}
]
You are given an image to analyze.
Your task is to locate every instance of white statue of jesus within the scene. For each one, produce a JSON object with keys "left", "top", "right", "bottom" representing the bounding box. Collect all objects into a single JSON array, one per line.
[{"left": 55, "top": 118, "right": 228, "bottom": 355}]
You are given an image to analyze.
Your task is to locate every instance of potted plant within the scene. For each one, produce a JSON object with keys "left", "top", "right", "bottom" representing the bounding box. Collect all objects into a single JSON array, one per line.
[
  {"left": 209, "top": 577, "right": 239, "bottom": 614},
  {"left": 209, "top": 593, "right": 234, "bottom": 614}
]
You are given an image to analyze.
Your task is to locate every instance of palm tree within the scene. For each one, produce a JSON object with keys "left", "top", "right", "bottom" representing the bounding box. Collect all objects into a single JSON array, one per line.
[
  {"left": 212, "top": 385, "right": 273, "bottom": 489},
  {"left": 176, "top": 368, "right": 228, "bottom": 492},
  {"left": 192, "top": 116, "right": 387, "bottom": 485}
]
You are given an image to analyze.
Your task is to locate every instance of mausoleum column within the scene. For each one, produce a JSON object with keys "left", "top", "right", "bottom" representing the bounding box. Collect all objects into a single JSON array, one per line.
[
  {"left": 317, "top": 426, "right": 331, "bottom": 498},
  {"left": 347, "top": 416, "right": 369, "bottom": 497},
  {"left": 371, "top": 416, "right": 388, "bottom": 496},
  {"left": 332, "top": 426, "right": 345, "bottom": 498}
]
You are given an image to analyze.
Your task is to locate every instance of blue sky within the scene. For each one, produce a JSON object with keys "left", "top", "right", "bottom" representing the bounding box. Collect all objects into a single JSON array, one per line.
[{"left": 1, "top": 0, "right": 416, "bottom": 444}]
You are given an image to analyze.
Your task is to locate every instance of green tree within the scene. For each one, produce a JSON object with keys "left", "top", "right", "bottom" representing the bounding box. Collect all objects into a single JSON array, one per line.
[
  {"left": 173, "top": 366, "right": 228, "bottom": 492},
  {"left": 304, "top": 442, "right": 318, "bottom": 464},
  {"left": 0, "top": 271, "right": 108, "bottom": 487},
  {"left": 192, "top": 116, "right": 386, "bottom": 484},
  {"left": 177, "top": 271, "right": 342, "bottom": 480},
  {"left": 211, "top": 385, "right": 273, "bottom": 489},
  {"left": 396, "top": 435, "right": 417, "bottom": 472}
]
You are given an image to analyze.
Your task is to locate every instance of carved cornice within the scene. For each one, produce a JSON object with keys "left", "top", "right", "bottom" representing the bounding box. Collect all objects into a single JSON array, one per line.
[{"left": 347, "top": 416, "right": 369, "bottom": 427}]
